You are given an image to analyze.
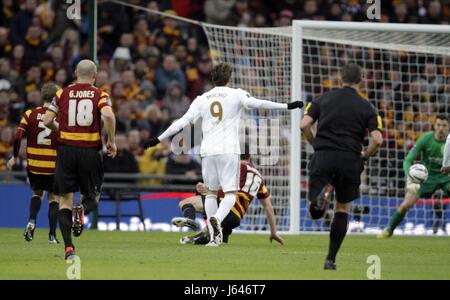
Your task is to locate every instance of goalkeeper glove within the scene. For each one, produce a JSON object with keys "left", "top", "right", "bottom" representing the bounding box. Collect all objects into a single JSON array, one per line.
[
  {"left": 287, "top": 101, "right": 304, "bottom": 110},
  {"left": 405, "top": 176, "right": 421, "bottom": 195},
  {"left": 144, "top": 137, "right": 160, "bottom": 149}
]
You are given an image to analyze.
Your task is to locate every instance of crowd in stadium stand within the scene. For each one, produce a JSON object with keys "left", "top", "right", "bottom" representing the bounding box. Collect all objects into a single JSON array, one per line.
[{"left": 0, "top": 0, "right": 449, "bottom": 187}]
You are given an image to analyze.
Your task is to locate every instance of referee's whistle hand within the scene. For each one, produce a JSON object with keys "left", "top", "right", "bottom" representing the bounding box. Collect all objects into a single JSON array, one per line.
[{"left": 287, "top": 101, "right": 304, "bottom": 110}]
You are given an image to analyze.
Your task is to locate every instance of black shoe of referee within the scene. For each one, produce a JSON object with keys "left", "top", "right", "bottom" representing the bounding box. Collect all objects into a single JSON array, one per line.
[
  {"left": 309, "top": 185, "right": 332, "bottom": 220},
  {"left": 324, "top": 259, "right": 337, "bottom": 270}
]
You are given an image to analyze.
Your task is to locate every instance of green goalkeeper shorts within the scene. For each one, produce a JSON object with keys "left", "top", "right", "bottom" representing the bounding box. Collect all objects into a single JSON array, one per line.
[{"left": 418, "top": 174, "right": 450, "bottom": 198}]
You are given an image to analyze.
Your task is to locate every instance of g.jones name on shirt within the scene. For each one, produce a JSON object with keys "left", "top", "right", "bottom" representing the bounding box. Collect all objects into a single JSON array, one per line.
[{"left": 69, "top": 90, "right": 95, "bottom": 98}]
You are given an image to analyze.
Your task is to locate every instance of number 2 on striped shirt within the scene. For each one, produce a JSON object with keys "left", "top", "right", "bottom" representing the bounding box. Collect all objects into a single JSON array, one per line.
[
  {"left": 68, "top": 99, "right": 94, "bottom": 127},
  {"left": 37, "top": 122, "right": 52, "bottom": 146}
]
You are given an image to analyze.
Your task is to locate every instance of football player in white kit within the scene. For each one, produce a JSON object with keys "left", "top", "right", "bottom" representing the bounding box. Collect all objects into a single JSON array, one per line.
[{"left": 145, "top": 63, "right": 303, "bottom": 246}]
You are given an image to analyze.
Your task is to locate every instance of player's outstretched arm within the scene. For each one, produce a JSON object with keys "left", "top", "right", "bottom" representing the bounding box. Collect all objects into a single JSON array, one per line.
[
  {"left": 145, "top": 100, "right": 200, "bottom": 149},
  {"left": 143, "top": 117, "right": 191, "bottom": 149},
  {"left": 260, "top": 196, "right": 284, "bottom": 245},
  {"left": 242, "top": 94, "right": 303, "bottom": 110}
]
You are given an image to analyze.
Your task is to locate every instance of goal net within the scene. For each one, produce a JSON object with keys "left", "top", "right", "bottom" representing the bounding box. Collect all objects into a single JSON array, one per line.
[{"left": 203, "top": 21, "right": 450, "bottom": 235}]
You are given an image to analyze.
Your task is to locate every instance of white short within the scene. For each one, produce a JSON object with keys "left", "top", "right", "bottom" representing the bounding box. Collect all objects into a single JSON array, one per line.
[{"left": 201, "top": 154, "right": 240, "bottom": 193}]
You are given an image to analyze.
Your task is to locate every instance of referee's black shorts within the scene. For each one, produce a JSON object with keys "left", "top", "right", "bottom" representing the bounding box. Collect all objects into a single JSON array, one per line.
[
  {"left": 54, "top": 145, "right": 104, "bottom": 199},
  {"left": 308, "top": 150, "right": 364, "bottom": 203}
]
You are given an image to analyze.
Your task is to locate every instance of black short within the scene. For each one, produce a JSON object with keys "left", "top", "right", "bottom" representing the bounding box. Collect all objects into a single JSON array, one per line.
[
  {"left": 309, "top": 150, "right": 364, "bottom": 203},
  {"left": 27, "top": 170, "right": 54, "bottom": 193},
  {"left": 54, "top": 145, "right": 104, "bottom": 199}
]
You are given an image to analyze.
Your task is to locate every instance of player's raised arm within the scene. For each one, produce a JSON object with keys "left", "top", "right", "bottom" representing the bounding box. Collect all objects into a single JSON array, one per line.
[{"left": 144, "top": 98, "right": 200, "bottom": 149}]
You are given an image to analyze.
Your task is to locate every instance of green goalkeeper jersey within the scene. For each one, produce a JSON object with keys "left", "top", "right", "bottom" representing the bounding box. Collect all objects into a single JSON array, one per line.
[{"left": 403, "top": 131, "right": 446, "bottom": 177}]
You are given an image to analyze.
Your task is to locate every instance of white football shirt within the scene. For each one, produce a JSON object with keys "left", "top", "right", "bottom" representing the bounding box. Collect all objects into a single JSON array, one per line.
[{"left": 158, "top": 86, "right": 287, "bottom": 157}]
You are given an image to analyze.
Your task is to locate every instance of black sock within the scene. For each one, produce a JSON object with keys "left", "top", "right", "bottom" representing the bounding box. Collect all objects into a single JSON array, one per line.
[
  {"left": 48, "top": 202, "right": 59, "bottom": 235},
  {"left": 58, "top": 209, "right": 73, "bottom": 248},
  {"left": 29, "top": 195, "right": 42, "bottom": 222},
  {"left": 181, "top": 204, "right": 196, "bottom": 220},
  {"left": 326, "top": 212, "right": 348, "bottom": 262}
]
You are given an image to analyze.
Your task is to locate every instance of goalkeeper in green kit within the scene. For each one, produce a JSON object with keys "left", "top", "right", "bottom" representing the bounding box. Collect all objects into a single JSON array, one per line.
[{"left": 378, "top": 115, "right": 450, "bottom": 238}]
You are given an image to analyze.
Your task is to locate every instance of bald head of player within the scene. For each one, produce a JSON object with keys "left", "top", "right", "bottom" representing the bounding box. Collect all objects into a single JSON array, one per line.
[{"left": 75, "top": 59, "right": 97, "bottom": 84}]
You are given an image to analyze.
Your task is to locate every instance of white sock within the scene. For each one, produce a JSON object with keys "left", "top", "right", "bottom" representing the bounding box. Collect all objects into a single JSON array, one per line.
[
  {"left": 214, "top": 192, "right": 237, "bottom": 223},
  {"left": 204, "top": 195, "right": 218, "bottom": 239}
]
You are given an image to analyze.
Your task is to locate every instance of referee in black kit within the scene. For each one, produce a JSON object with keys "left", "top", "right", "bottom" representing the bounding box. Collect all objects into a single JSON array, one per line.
[{"left": 300, "top": 63, "right": 383, "bottom": 270}]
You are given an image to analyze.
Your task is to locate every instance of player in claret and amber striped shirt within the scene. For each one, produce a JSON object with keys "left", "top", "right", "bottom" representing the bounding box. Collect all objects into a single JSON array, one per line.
[
  {"left": 43, "top": 59, "right": 117, "bottom": 260},
  {"left": 172, "top": 153, "right": 284, "bottom": 246},
  {"left": 7, "top": 83, "right": 60, "bottom": 244}
]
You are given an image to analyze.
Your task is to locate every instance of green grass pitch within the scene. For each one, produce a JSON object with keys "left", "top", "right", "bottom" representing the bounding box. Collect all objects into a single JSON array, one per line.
[{"left": 0, "top": 229, "right": 449, "bottom": 280}]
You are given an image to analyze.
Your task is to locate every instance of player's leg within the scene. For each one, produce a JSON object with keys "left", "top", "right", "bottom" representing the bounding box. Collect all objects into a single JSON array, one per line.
[
  {"left": 204, "top": 193, "right": 219, "bottom": 244},
  {"left": 380, "top": 177, "right": 435, "bottom": 238},
  {"left": 59, "top": 193, "right": 76, "bottom": 260},
  {"left": 324, "top": 152, "right": 362, "bottom": 270},
  {"left": 47, "top": 193, "right": 59, "bottom": 244},
  {"left": 75, "top": 148, "right": 103, "bottom": 236},
  {"left": 432, "top": 180, "right": 450, "bottom": 234},
  {"left": 42, "top": 173, "right": 59, "bottom": 243},
  {"left": 220, "top": 211, "right": 241, "bottom": 244},
  {"left": 324, "top": 200, "right": 352, "bottom": 270},
  {"left": 201, "top": 156, "right": 220, "bottom": 242},
  {"left": 308, "top": 152, "right": 333, "bottom": 219},
  {"left": 208, "top": 154, "right": 240, "bottom": 246},
  {"left": 53, "top": 145, "right": 79, "bottom": 259},
  {"left": 172, "top": 196, "right": 203, "bottom": 231},
  {"left": 180, "top": 228, "right": 210, "bottom": 245},
  {"left": 380, "top": 191, "right": 419, "bottom": 238},
  {"left": 23, "top": 184, "right": 44, "bottom": 242},
  {"left": 432, "top": 200, "right": 444, "bottom": 234}
]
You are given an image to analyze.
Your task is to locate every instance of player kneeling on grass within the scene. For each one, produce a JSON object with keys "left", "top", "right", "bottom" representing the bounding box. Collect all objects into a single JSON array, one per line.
[
  {"left": 172, "top": 153, "right": 284, "bottom": 245},
  {"left": 7, "top": 83, "right": 60, "bottom": 244},
  {"left": 379, "top": 115, "right": 450, "bottom": 238}
]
